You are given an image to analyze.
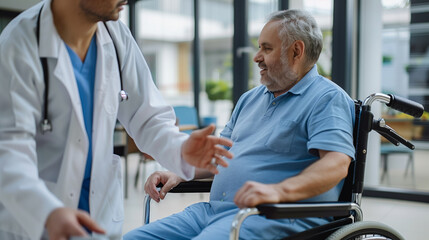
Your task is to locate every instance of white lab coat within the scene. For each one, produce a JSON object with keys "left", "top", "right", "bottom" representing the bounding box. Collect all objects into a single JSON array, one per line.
[{"left": 0, "top": 1, "right": 194, "bottom": 239}]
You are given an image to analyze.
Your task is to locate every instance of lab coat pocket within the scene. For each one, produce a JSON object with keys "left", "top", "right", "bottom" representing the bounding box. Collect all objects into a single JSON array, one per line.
[
  {"left": 109, "top": 154, "right": 124, "bottom": 222},
  {"left": 264, "top": 120, "right": 297, "bottom": 153}
]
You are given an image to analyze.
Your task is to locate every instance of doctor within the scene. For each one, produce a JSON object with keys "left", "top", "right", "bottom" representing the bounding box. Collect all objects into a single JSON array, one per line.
[{"left": 0, "top": 0, "right": 233, "bottom": 239}]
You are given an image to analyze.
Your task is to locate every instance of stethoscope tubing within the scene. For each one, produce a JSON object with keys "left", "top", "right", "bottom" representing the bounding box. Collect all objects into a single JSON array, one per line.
[{"left": 36, "top": 5, "right": 128, "bottom": 134}]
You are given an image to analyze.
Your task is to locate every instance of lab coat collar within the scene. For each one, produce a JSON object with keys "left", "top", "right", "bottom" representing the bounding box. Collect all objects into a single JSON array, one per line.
[
  {"left": 96, "top": 21, "right": 114, "bottom": 47},
  {"left": 38, "top": 0, "right": 87, "bottom": 138},
  {"left": 38, "top": 0, "right": 62, "bottom": 59},
  {"left": 37, "top": 0, "right": 117, "bottom": 137},
  {"left": 94, "top": 21, "right": 119, "bottom": 93}
]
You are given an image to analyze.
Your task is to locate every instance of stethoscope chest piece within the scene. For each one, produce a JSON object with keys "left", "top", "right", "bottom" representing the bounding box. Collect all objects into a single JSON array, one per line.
[
  {"left": 119, "top": 90, "right": 129, "bottom": 102},
  {"left": 41, "top": 119, "right": 52, "bottom": 134}
]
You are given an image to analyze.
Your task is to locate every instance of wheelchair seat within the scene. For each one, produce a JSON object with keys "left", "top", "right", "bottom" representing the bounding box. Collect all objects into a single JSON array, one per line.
[{"left": 143, "top": 93, "right": 423, "bottom": 240}]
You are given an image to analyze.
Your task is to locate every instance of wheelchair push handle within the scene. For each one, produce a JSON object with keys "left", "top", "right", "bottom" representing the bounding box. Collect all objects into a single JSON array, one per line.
[
  {"left": 363, "top": 93, "right": 424, "bottom": 118},
  {"left": 386, "top": 94, "right": 424, "bottom": 118}
]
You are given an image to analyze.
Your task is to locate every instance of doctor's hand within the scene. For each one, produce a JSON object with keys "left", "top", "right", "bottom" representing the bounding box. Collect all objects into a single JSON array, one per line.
[
  {"left": 144, "top": 171, "right": 184, "bottom": 202},
  {"left": 45, "top": 207, "right": 105, "bottom": 240},
  {"left": 181, "top": 124, "right": 233, "bottom": 175}
]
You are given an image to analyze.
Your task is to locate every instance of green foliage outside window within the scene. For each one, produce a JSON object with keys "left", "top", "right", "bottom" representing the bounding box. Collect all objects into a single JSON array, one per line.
[{"left": 205, "top": 80, "right": 232, "bottom": 101}]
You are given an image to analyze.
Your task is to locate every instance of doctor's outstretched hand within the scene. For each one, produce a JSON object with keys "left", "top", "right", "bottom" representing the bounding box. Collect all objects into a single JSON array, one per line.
[
  {"left": 45, "top": 207, "right": 105, "bottom": 240},
  {"left": 181, "top": 124, "right": 233, "bottom": 174}
]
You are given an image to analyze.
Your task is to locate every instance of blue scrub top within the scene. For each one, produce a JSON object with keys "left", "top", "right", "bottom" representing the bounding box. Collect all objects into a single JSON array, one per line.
[{"left": 65, "top": 35, "right": 97, "bottom": 213}]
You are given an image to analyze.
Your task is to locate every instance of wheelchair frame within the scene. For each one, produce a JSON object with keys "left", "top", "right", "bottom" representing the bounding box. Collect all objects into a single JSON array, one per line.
[{"left": 143, "top": 93, "right": 424, "bottom": 240}]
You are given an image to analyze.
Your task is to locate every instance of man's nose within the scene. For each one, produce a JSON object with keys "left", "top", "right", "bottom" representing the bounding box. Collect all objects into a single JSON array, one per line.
[{"left": 253, "top": 52, "right": 262, "bottom": 63}]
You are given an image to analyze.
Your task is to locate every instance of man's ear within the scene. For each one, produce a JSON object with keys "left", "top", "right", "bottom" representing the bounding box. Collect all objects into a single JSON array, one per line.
[{"left": 291, "top": 40, "right": 305, "bottom": 62}]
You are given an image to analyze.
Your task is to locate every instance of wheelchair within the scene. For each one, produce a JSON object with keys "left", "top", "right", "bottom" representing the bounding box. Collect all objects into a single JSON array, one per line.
[{"left": 143, "top": 93, "right": 424, "bottom": 240}]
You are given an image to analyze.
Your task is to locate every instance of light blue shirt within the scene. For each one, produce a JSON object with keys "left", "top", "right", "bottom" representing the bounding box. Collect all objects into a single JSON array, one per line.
[
  {"left": 211, "top": 65, "right": 355, "bottom": 203},
  {"left": 65, "top": 35, "right": 97, "bottom": 213}
]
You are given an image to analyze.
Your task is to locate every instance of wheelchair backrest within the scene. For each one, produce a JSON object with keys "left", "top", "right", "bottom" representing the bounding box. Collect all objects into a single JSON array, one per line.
[
  {"left": 337, "top": 94, "right": 424, "bottom": 203},
  {"left": 338, "top": 100, "right": 362, "bottom": 202}
]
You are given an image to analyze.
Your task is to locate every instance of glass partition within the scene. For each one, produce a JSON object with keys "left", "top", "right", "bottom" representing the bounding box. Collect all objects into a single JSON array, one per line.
[
  {"left": 248, "top": 0, "right": 279, "bottom": 89},
  {"left": 198, "top": 0, "right": 234, "bottom": 130},
  {"left": 380, "top": 0, "right": 429, "bottom": 192}
]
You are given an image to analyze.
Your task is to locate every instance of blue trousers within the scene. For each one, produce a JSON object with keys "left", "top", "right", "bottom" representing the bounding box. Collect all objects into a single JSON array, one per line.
[{"left": 123, "top": 201, "right": 329, "bottom": 240}]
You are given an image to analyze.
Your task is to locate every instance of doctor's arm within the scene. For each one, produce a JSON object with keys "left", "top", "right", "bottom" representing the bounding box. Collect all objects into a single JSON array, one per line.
[{"left": 234, "top": 150, "right": 351, "bottom": 208}]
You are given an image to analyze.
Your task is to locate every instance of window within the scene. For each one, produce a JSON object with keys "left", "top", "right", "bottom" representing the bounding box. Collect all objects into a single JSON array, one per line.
[
  {"left": 379, "top": 0, "right": 429, "bottom": 192},
  {"left": 248, "top": 0, "right": 279, "bottom": 89},
  {"left": 135, "top": 0, "right": 194, "bottom": 106},
  {"left": 199, "top": 0, "right": 234, "bottom": 129}
]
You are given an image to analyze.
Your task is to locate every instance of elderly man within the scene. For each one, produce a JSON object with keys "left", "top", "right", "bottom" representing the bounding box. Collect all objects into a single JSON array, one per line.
[{"left": 124, "top": 9, "right": 355, "bottom": 240}]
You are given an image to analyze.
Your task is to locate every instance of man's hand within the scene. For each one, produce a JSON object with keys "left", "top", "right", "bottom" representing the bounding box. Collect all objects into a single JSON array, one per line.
[
  {"left": 234, "top": 181, "right": 282, "bottom": 208},
  {"left": 45, "top": 207, "right": 105, "bottom": 240},
  {"left": 181, "top": 124, "right": 233, "bottom": 175},
  {"left": 144, "top": 171, "right": 184, "bottom": 202},
  {"left": 234, "top": 151, "right": 351, "bottom": 208}
]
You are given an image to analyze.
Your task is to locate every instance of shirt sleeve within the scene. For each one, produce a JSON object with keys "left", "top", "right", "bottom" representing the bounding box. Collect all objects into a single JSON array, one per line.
[{"left": 306, "top": 90, "right": 356, "bottom": 159}]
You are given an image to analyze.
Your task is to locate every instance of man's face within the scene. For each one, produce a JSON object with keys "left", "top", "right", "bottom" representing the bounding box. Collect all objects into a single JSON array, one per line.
[
  {"left": 253, "top": 21, "right": 298, "bottom": 92},
  {"left": 79, "top": 0, "right": 127, "bottom": 22}
]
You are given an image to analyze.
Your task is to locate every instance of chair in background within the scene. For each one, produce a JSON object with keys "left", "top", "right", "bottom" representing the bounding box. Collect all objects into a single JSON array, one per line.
[
  {"left": 173, "top": 106, "right": 199, "bottom": 134},
  {"left": 114, "top": 123, "right": 154, "bottom": 193},
  {"left": 379, "top": 117, "right": 423, "bottom": 184},
  {"left": 129, "top": 136, "right": 160, "bottom": 189},
  {"left": 134, "top": 106, "right": 199, "bottom": 189},
  {"left": 380, "top": 143, "right": 415, "bottom": 184}
]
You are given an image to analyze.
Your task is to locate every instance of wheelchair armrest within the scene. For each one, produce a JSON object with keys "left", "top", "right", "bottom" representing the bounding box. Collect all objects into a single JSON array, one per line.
[
  {"left": 158, "top": 180, "right": 212, "bottom": 193},
  {"left": 144, "top": 180, "right": 212, "bottom": 225},
  {"left": 256, "top": 202, "right": 362, "bottom": 220},
  {"left": 230, "top": 202, "right": 362, "bottom": 240}
]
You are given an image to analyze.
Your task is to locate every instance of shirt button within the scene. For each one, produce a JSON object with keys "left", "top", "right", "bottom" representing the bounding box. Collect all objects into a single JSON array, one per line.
[
  {"left": 70, "top": 193, "right": 74, "bottom": 197},
  {"left": 222, "top": 192, "right": 226, "bottom": 196}
]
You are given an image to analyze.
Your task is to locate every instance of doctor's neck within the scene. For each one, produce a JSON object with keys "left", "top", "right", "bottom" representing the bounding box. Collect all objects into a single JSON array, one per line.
[{"left": 51, "top": 0, "right": 98, "bottom": 62}]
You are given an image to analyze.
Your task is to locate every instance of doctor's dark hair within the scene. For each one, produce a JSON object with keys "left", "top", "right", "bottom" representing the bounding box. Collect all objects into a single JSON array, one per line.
[{"left": 268, "top": 9, "right": 323, "bottom": 67}]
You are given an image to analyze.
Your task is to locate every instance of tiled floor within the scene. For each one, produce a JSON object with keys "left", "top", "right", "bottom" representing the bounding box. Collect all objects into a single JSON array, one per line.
[{"left": 122, "top": 153, "right": 429, "bottom": 239}]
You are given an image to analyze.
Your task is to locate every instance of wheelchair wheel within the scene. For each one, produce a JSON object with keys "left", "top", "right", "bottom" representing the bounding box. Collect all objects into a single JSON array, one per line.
[{"left": 326, "top": 221, "right": 404, "bottom": 240}]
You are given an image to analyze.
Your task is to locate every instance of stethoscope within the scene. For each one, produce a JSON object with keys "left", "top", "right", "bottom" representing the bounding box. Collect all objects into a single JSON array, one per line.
[{"left": 36, "top": 6, "right": 128, "bottom": 134}]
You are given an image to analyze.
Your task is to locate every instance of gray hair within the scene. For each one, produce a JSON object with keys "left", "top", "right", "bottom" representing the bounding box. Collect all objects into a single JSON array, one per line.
[{"left": 268, "top": 9, "right": 323, "bottom": 66}]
